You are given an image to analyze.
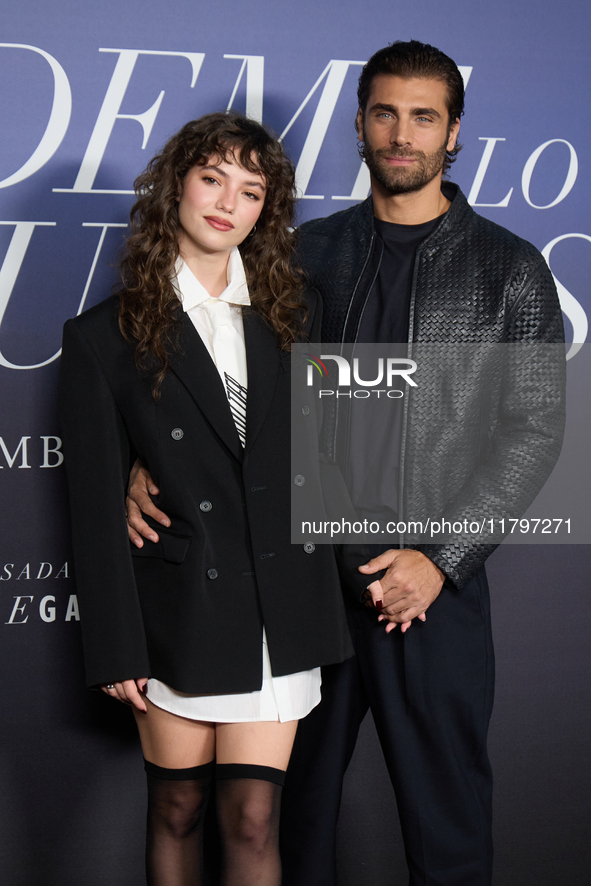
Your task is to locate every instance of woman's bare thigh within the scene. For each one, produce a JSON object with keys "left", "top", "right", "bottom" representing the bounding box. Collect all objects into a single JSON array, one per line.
[
  {"left": 133, "top": 701, "right": 298, "bottom": 771},
  {"left": 215, "top": 720, "right": 298, "bottom": 770},
  {"left": 133, "top": 698, "right": 216, "bottom": 767}
]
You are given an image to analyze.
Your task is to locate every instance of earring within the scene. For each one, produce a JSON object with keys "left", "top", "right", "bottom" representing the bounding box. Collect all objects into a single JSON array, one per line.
[{"left": 248, "top": 224, "right": 257, "bottom": 238}]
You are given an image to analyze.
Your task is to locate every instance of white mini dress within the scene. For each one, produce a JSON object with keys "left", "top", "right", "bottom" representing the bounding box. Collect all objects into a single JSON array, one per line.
[{"left": 144, "top": 251, "right": 321, "bottom": 723}]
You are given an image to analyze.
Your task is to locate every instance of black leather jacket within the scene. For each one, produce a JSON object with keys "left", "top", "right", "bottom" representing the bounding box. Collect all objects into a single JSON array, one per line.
[{"left": 297, "top": 183, "right": 565, "bottom": 589}]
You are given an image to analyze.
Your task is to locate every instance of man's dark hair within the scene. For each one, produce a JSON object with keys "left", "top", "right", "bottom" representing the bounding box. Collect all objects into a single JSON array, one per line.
[{"left": 356, "top": 40, "right": 465, "bottom": 172}]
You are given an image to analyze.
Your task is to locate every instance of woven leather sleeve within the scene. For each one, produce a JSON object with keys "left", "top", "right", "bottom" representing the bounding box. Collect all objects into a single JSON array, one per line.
[
  {"left": 413, "top": 254, "right": 566, "bottom": 588},
  {"left": 296, "top": 187, "right": 566, "bottom": 590}
]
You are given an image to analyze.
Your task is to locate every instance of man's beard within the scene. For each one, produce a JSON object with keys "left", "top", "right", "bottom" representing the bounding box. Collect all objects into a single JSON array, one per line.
[{"left": 362, "top": 136, "right": 448, "bottom": 195}]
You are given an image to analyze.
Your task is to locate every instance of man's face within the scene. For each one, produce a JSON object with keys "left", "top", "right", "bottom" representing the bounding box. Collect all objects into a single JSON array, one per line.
[{"left": 357, "top": 75, "right": 460, "bottom": 196}]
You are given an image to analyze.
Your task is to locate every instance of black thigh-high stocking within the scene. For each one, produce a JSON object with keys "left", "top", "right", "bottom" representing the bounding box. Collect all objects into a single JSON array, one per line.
[
  {"left": 144, "top": 759, "right": 215, "bottom": 886},
  {"left": 215, "top": 763, "right": 285, "bottom": 886}
]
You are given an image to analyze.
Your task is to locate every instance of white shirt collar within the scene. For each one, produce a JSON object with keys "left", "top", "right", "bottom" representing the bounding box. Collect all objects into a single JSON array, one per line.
[{"left": 173, "top": 247, "right": 250, "bottom": 312}]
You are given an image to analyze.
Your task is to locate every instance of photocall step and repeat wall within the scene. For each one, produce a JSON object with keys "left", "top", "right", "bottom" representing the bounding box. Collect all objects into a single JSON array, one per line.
[{"left": 1, "top": 1, "right": 590, "bottom": 883}]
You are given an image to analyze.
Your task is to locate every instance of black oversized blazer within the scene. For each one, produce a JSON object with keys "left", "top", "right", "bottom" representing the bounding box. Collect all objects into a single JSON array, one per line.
[{"left": 58, "top": 292, "right": 352, "bottom": 692}]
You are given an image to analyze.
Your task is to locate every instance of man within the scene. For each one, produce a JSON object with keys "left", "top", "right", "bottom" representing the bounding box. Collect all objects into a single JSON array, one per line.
[
  {"left": 279, "top": 40, "right": 564, "bottom": 886},
  {"left": 127, "top": 41, "right": 564, "bottom": 885}
]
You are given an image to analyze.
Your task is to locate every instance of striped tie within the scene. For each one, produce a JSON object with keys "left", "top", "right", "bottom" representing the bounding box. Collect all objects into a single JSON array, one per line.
[
  {"left": 224, "top": 372, "right": 248, "bottom": 447},
  {"left": 203, "top": 298, "right": 248, "bottom": 447}
]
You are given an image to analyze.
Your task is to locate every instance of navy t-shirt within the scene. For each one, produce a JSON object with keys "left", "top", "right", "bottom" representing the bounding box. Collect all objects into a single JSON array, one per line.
[
  {"left": 357, "top": 214, "right": 441, "bottom": 344},
  {"left": 348, "top": 213, "right": 442, "bottom": 537}
]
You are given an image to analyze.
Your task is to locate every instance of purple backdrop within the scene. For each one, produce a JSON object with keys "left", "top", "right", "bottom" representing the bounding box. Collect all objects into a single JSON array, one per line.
[{"left": 1, "top": 1, "right": 589, "bottom": 883}]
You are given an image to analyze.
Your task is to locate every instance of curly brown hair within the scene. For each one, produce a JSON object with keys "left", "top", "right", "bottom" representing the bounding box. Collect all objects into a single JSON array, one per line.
[{"left": 119, "top": 111, "right": 306, "bottom": 394}]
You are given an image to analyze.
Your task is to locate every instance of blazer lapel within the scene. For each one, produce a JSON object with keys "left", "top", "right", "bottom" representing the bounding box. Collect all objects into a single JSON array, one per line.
[
  {"left": 169, "top": 312, "right": 243, "bottom": 462},
  {"left": 243, "top": 310, "right": 281, "bottom": 453}
]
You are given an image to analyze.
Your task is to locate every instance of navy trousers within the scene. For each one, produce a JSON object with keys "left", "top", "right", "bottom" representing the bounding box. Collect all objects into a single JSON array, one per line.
[{"left": 281, "top": 569, "right": 495, "bottom": 886}]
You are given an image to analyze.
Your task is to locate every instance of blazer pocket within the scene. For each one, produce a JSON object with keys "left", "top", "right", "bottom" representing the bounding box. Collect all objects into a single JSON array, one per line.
[{"left": 130, "top": 526, "right": 192, "bottom": 564}]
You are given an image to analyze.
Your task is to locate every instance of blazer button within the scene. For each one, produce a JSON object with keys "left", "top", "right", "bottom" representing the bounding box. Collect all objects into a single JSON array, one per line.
[
  {"left": 207, "top": 568, "right": 218, "bottom": 580},
  {"left": 301, "top": 405, "right": 310, "bottom": 416},
  {"left": 303, "top": 542, "right": 315, "bottom": 554},
  {"left": 171, "top": 427, "right": 184, "bottom": 440},
  {"left": 293, "top": 474, "right": 305, "bottom": 486},
  {"left": 199, "top": 500, "right": 212, "bottom": 512}
]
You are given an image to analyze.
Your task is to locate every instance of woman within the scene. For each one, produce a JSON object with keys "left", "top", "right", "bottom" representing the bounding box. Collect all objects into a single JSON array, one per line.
[{"left": 58, "top": 111, "right": 351, "bottom": 886}]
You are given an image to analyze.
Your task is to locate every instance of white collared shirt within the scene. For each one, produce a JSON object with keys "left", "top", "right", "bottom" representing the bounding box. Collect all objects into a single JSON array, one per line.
[{"left": 173, "top": 247, "right": 250, "bottom": 366}]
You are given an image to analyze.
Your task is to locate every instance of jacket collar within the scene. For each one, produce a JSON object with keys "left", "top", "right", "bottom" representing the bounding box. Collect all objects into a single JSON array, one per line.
[
  {"left": 168, "top": 308, "right": 279, "bottom": 462},
  {"left": 169, "top": 312, "right": 243, "bottom": 460},
  {"left": 354, "top": 182, "right": 473, "bottom": 246}
]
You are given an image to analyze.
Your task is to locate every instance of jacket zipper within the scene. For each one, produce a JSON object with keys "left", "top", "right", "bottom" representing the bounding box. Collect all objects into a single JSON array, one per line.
[
  {"left": 333, "top": 231, "right": 379, "bottom": 461},
  {"left": 398, "top": 241, "right": 425, "bottom": 546}
]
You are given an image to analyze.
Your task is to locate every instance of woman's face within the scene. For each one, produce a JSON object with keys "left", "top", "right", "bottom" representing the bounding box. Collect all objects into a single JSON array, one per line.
[{"left": 176, "top": 155, "right": 266, "bottom": 262}]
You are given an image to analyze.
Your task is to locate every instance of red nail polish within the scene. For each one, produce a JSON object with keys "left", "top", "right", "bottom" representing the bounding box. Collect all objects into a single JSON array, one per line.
[{"left": 376, "top": 599, "right": 383, "bottom": 611}]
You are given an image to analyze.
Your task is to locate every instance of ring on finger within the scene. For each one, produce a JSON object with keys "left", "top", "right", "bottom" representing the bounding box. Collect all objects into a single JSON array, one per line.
[{"left": 106, "top": 684, "right": 114, "bottom": 690}]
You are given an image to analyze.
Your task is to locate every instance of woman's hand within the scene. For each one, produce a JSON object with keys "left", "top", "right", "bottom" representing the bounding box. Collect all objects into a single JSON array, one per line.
[
  {"left": 102, "top": 678, "right": 149, "bottom": 712},
  {"left": 126, "top": 460, "right": 171, "bottom": 548},
  {"left": 365, "top": 584, "right": 415, "bottom": 633},
  {"left": 361, "top": 549, "right": 435, "bottom": 633}
]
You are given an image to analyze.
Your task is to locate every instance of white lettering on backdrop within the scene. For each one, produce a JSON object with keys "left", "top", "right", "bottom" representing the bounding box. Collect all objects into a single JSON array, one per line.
[
  {"left": 0, "top": 44, "right": 72, "bottom": 189},
  {"left": 0, "top": 222, "right": 126, "bottom": 369},
  {"left": 0, "top": 46, "right": 587, "bottom": 362}
]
